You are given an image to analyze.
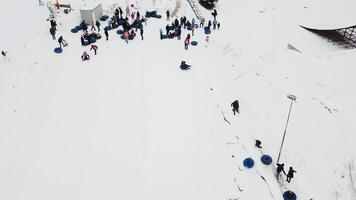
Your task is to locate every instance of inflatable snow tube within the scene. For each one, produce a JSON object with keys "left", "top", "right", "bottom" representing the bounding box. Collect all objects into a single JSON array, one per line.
[
  {"left": 112, "top": 23, "right": 119, "bottom": 29},
  {"left": 71, "top": 28, "right": 79, "bottom": 33},
  {"left": 75, "top": 25, "right": 82, "bottom": 30},
  {"left": 243, "top": 158, "right": 255, "bottom": 169},
  {"left": 89, "top": 37, "right": 96, "bottom": 44},
  {"left": 205, "top": 29, "right": 211, "bottom": 34},
  {"left": 283, "top": 191, "right": 297, "bottom": 200},
  {"left": 261, "top": 155, "right": 273, "bottom": 165},
  {"left": 120, "top": 35, "right": 126, "bottom": 40},
  {"left": 117, "top": 30, "right": 124, "bottom": 35},
  {"left": 191, "top": 41, "right": 198, "bottom": 46},
  {"left": 95, "top": 35, "right": 102, "bottom": 39},
  {"left": 83, "top": 41, "right": 90, "bottom": 46},
  {"left": 100, "top": 15, "right": 109, "bottom": 21},
  {"left": 104, "top": 26, "right": 112, "bottom": 31},
  {"left": 54, "top": 47, "right": 62, "bottom": 54}
]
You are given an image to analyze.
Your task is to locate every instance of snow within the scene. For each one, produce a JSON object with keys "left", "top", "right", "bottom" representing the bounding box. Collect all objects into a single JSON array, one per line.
[{"left": 1, "top": 0, "right": 356, "bottom": 200}]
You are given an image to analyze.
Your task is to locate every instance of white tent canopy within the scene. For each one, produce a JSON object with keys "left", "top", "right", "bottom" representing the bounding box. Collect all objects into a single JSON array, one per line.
[{"left": 80, "top": 3, "right": 103, "bottom": 24}]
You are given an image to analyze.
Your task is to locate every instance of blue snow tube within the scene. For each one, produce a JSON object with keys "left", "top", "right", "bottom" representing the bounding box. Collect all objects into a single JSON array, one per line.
[
  {"left": 243, "top": 158, "right": 255, "bottom": 169},
  {"left": 191, "top": 41, "right": 198, "bottom": 46},
  {"left": 120, "top": 35, "right": 125, "bottom": 40},
  {"left": 283, "top": 191, "right": 297, "bottom": 200},
  {"left": 112, "top": 23, "right": 119, "bottom": 29},
  {"left": 71, "top": 27, "right": 79, "bottom": 33},
  {"left": 204, "top": 27, "right": 211, "bottom": 34},
  {"left": 75, "top": 25, "right": 82, "bottom": 30},
  {"left": 261, "top": 155, "right": 273, "bottom": 165},
  {"left": 117, "top": 30, "right": 124, "bottom": 35},
  {"left": 54, "top": 47, "right": 62, "bottom": 54},
  {"left": 89, "top": 37, "right": 96, "bottom": 44},
  {"left": 100, "top": 15, "right": 109, "bottom": 21},
  {"left": 104, "top": 26, "right": 112, "bottom": 31},
  {"left": 83, "top": 41, "right": 90, "bottom": 46}
]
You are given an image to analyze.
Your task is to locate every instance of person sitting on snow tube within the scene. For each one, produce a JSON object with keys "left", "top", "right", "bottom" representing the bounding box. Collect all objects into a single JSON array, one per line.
[
  {"left": 129, "top": 29, "right": 136, "bottom": 39},
  {"left": 81, "top": 51, "right": 90, "bottom": 61},
  {"left": 180, "top": 60, "right": 191, "bottom": 70}
]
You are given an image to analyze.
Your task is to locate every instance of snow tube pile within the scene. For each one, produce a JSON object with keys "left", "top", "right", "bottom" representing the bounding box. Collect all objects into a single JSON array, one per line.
[
  {"left": 117, "top": 30, "right": 124, "bottom": 35},
  {"left": 104, "top": 26, "right": 112, "bottom": 31},
  {"left": 100, "top": 15, "right": 109, "bottom": 21},
  {"left": 243, "top": 158, "right": 255, "bottom": 168},
  {"left": 261, "top": 155, "right": 273, "bottom": 165},
  {"left": 283, "top": 191, "right": 297, "bottom": 200},
  {"left": 54, "top": 47, "right": 62, "bottom": 54},
  {"left": 191, "top": 41, "right": 198, "bottom": 46}
]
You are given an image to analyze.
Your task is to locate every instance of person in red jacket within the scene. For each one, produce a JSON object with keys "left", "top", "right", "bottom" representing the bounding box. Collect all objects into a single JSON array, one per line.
[
  {"left": 90, "top": 44, "right": 98, "bottom": 55},
  {"left": 184, "top": 33, "right": 190, "bottom": 50}
]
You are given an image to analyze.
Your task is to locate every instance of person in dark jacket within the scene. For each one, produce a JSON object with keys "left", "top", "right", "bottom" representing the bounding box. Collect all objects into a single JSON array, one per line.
[
  {"left": 217, "top": 22, "right": 220, "bottom": 30},
  {"left": 90, "top": 44, "right": 98, "bottom": 55},
  {"left": 136, "top": 11, "right": 140, "bottom": 20},
  {"left": 231, "top": 100, "right": 239, "bottom": 115},
  {"left": 255, "top": 140, "right": 262, "bottom": 148},
  {"left": 81, "top": 35, "right": 85, "bottom": 45},
  {"left": 95, "top": 20, "right": 101, "bottom": 32},
  {"left": 165, "top": 24, "right": 170, "bottom": 36},
  {"left": 58, "top": 36, "right": 64, "bottom": 48},
  {"left": 180, "top": 61, "right": 191, "bottom": 70},
  {"left": 140, "top": 28, "right": 144, "bottom": 40},
  {"left": 208, "top": 20, "right": 212, "bottom": 29},
  {"left": 166, "top": 10, "right": 170, "bottom": 21},
  {"left": 50, "top": 20, "right": 57, "bottom": 30},
  {"left": 212, "top": 9, "right": 217, "bottom": 20},
  {"left": 81, "top": 51, "right": 90, "bottom": 61},
  {"left": 50, "top": 26, "right": 56, "bottom": 40},
  {"left": 104, "top": 28, "right": 109, "bottom": 40},
  {"left": 276, "top": 163, "right": 286, "bottom": 179},
  {"left": 286, "top": 167, "right": 296, "bottom": 183},
  {"left": 174, "top": 18, "right": 179, "bottom": 27}
]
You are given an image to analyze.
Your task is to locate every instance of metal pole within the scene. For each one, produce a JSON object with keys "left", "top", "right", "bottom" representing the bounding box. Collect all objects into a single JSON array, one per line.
[{"left": 276, "top": 98, "right": 294, "bottom": 164}]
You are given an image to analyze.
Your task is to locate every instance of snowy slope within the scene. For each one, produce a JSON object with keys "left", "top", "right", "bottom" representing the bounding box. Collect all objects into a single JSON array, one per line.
[{"left": 1, "top": 0, "right": 356, "bottom": 200}]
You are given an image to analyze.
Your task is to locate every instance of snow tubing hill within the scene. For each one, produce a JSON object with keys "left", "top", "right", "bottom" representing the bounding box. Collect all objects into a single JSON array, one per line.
[
  {"left": 283, "top": 191, "right": 297, "bottom": 200},
  {"left": 243, "top": 158, "right": 254, "bottom": 168},
  {"left": 54, "top": 47, "right": 62, "bottom": 54},
  {"left": 261, "top": 155, "right": 273, "bottom": 165}
]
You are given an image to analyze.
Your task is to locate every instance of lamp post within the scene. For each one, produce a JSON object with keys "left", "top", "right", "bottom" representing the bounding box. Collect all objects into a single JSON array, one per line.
[{"left": 276, "top": 94, "right": 297, "bottom": 164}]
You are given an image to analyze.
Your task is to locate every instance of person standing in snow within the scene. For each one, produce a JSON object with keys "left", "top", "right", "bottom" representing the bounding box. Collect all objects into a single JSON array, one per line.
[
  {"left": 213, "top": 19, "right": 217, "bottom": 30},
  {"left": 166, "top": 10, "right": 170, "bottom": 21},
  {"left": 286, "top": 167, "right": 296, "bottom": 183},
  {"left": 200, "top": 18, "right": 205, "bottom": 27},
  {"left": 276, "top": 163, "right": 287, "bottom": 179},
  {"left": 104, "top": 28, "right": 109, "bottom": 41},
  {"left": 140, "top": 28, "right": 144, "bottom": 40},
  {"left": 90, "top": 44, "right": 98, "bottom": 55},
  {"left": 217, "top": 22, "right": 220, "bottom": 30},
  {"left": 231, "top": 100, "right": 240, "bottom": 115},
  {"left": 58, "top": 36, "right": 65, "bottom": 48},
  {"left": 96, "top": 20, "right": 101, "bottom": 32},
  {"left": 91, "top": 21, "right": 96, "bottom": 31},
  {"left": 126, "top": 5, "right": 130, "bottom": 18},
  {"left": 212, "top": 9, "right": 217, "bottom": 20},
  {"left": 208, "top": 20, "right": 212, "bottom": 30},
  {"left": 184, "top": 33, "right": 190, "bottom": 50},
  {"left": 50, "top": 26, "right": 56, "bottom": 40}
]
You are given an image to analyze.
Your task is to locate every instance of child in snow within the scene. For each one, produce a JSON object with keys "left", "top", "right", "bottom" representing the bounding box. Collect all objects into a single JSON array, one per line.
[
  {"left": 81, "top": 51, "right": 90, "bottom": 61},
  {"left": 180, "top": 61, "right": 191, "bottom": 70}
]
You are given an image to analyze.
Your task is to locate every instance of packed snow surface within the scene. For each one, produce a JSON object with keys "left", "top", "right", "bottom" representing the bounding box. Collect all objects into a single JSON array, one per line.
[{"left": 1, "top": 0, "right": 356, "bottom": 200}]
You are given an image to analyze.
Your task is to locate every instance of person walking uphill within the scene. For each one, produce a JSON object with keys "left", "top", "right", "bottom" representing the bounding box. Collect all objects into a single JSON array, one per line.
[
  {"left": 140, "top": 28, "right": 144, "bottom": 40},
  {"left": 184, "top": 33, "right": 190, "bottom": 50},
  {"left": 58, "top": 36, "right": 65, "bottom": 48},
  {"left": 90, "top": 44, "right": 98, "bottom": 55},
  {"left": 286, "top": 167, "right": 296, "bottom": 183},
  {"left": 50, "top": 26, "right": 56, "bottom": 40},
  {"left": 104, "top": 28, "right": 109, "bottom": 41},
  {"left": 231, "top": 100, "right": 240, "bottom": 115},
  {"left": 96, "top": 20, "right": 101, "bottom": 32},
  {"left": 276, "top": 163, "right": 286, "bottom": 180},
  {"left": 166, "top": 10, "right": 170, "bottom": 21}
]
